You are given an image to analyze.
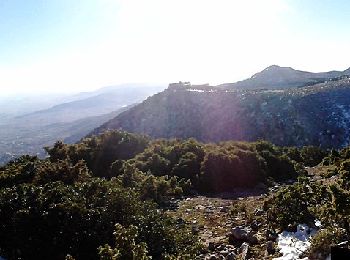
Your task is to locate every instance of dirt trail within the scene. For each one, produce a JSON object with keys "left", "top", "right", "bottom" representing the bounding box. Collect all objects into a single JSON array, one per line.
[{"left": 167, "top": 188, "right": 281, "bottom": 259}]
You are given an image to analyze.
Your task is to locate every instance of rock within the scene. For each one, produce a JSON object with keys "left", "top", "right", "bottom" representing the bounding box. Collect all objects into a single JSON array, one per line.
[
  {"left": 192, "top": 225, "right": 199, "bottom": 235},
  {"left": 219, "top": 250, "right": 229, "bottom": 256},
  {"left": 239, "top": 242, "right": 250, "bottom": 260},
  {"left": 216, "top": 244, "right": 226, "bottom": 251},
  {"left": 230, "top": 226, "right": 248, "bottom": 242},
  {"left": 250, "top": 220, "right": 260, "bottom": 231},
  {"left": 220, "top": 206, "right": 229, "bottom": 213},
  {"left": 229, "top": 227, "right": 258, "bottom": 245},
  {"left": 247, "top": 232, "right": 258, "bottom": 245},
  {"left": 266, "top": 241, "right": 275, "bottom": 255},
  {"left": 205, "top": 208, "right": 213, "bottom": 214},
  {"left": 266, "top": 229, "right": 278, "bottom": 241},
  {"left": 286, "top": 223, "right": 298, "bottom": 232},
  {"left": 195, "top": 205, "right": 205, "bottom": 210},
  {"left": 254, "top": 209, "right": 264, "bottom": 216},
  {"left": 208, "top": 242, "right": 215, "bottom": 251},
  {"left": 226, "top": 244, "right": 236, "bottom": 251},
  {"left": 228, "top": 234, "right": 235, "bottom": 244},
  {"left": 176, "top": 218, "right": 185, "bottom": 225},
  {"left": 226, "top": 252, "right": 237, "bottom": 260},
  {"left": 207, "top": 254, "right": 218, "bottom": 260}
]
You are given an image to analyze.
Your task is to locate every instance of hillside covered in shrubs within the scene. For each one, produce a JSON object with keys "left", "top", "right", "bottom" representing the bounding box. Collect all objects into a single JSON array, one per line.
[
  {"left": 0, "top": 130, "right": 333, "bottom": 259},
  {"left": 93, "top": 78, "right": 350, "bottom": 149}
]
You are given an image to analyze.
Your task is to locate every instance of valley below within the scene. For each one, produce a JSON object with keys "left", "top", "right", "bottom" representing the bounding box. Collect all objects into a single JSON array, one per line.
[{"left": 0, "top": 84, "right": 165, "bottom": 164}]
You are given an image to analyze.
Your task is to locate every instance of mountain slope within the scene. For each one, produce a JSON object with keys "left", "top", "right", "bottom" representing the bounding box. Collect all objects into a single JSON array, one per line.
[
  {"left": 92, "top": 79, "right": 350, "bottom": 148},
  {"left": 220, "top": 65, "right": 350, "bottom": 90}
]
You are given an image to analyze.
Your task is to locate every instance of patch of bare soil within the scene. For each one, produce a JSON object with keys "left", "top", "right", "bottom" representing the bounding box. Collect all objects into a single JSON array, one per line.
[{"left": 166, "top": 187, "right": 283, "bottom": 259}]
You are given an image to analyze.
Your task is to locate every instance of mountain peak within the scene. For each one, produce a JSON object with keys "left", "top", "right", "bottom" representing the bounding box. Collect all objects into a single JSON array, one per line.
[
  {"left": 265, "top": 64, "right": 282, "bottom": 70},
  {"left": 221, "top": 65, "right": 347, "bottom": 90},
  {"left": 261, "top": 65, "right": 295, "bottom": 73},
  {"left": 250, "top": 65, "right": 298, "bottom": 81}
]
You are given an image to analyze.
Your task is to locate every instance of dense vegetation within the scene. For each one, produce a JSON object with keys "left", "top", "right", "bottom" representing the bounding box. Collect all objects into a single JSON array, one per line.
[
  {"left": 46, "top": 132, "right": 323, "bottom": 193},
  {"left": 0, "top": 132, "right": 201, "bottom": 260},
  {"left": 0, "top": 130, "right": 332, "bottom": 259}
]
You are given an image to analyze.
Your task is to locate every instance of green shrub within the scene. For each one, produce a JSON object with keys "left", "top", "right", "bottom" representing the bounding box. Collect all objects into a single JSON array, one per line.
[
  {"left": 98, "top": 224, "right": 150, "bottom": 260},
  {"left": 0, "top": 179, "right": 200, "bottom": 260},
  {"left": 300, "top": 146, "right": 327, "bottom": 167},
  {"left": 264, "top": 178, "right": 314, "bottom": 229},
  {"left": 309, "top": 227, "right": 347, "bottom": 259}
]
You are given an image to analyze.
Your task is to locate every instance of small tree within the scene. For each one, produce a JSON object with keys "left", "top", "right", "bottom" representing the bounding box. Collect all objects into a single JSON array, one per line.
[{"left": 98, "top": 224, "right": 150, "bottom": 260}]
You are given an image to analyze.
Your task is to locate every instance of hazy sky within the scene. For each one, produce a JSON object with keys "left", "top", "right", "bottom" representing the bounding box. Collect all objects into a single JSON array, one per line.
[{"left": 1, "top": 0, "right": 350, "bottom": 95}]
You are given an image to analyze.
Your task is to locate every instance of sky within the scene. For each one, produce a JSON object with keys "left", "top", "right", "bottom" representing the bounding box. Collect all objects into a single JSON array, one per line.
[{"left": 1, "top": 0, "right": 350, "bottom": 95}]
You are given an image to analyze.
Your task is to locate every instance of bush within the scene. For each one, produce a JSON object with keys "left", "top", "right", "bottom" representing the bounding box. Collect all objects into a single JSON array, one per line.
[
  {"left": 0, "top": 155, "right": 38, "bottom": 187},
  {"left": 300, "top": 146, "right": 327, "bottom": 167},
  {"left": 46, "top": 131, "right": 150, "bottom": 178},
  {"left": 199, "top": 148, "right": 266, "bottom": 192},
  {"left": 264, "top": 178, "right": 314, "bottom": 229},
  {"left": 0, "top": 179, "right": 200, "bottom": 260},
  {"left": 98, "top": 224, "right": 150, "bottom": 260},
  {"left": 309, "top": 227, "right": 347, "bottom": 259}
]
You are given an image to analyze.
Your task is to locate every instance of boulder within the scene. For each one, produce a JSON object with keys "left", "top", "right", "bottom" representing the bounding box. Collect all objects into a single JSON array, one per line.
[
  {"left": 239, "top": 242, "right": 250, "bottom": 260},
  {"left": 230, "top": 226, "right": 248, "bottom": 242},
  {"left": 229, "top": 227, "right": 258, "bottom": 245},
  {"left": 247, "top": 232, "right": 258, "bottom": 245},
  {"left": 226, "top": 252, "right": 237, "bottom": 260},
  {"left": 250, "top": 220, "right": 260, "bottom": 231},
  {"left": 266, "top": 241, "right": 275, "bottom": 255},
  {"left": 176, "top": 218, "right": 185, "bottom": 225},
  {"left": 286, "top": 223, "right": 298, "bottom": 232},
  {"left": 207, "top": 254, "right": 218, "bottom": 260},
  {"left": 254, "top": 209, "right": 264, "bottom": 216},
  {"left": 220, "top": 206, "right": 229, "bottom": 213},
  {"left": 208, "top": 242, "right": 215, "bottom": 251},
  {"left": 192, "top": 225, "right": 199, "bottom": 235},
  {"left": 266, "top": 229, "right": 278, "bottom": 241},
  {"left": 219, "top": 250, "right": 229, "bottom": 256},
  {"left": 216, "top": 244, "right": 226, "bottom": 251}
]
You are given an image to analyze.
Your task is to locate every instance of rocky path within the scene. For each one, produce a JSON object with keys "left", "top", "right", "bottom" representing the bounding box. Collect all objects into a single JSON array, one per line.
[{"left": 167, "top": 189, "right": 283, "bottom": 260}]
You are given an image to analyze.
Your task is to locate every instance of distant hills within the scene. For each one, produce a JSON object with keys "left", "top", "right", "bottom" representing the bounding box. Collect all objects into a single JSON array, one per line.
[
  {"left": 219, "top": 65, "right": 350, "bottom": 90},
  {"left": 0, "top": 84, "right": 165, "bottom": 164},
  {"left": 15, "top": 84, "right": 165, "bottom": 124},
  {"left": 92, "top": 76, "right": 350, "bottom": 149},
  {"left": 4, "top": 65, "right": 350, "bottom": 164}
]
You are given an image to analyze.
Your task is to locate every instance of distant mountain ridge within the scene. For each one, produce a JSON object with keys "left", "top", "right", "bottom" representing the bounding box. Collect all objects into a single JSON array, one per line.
[
  {"left": 16, "top": 84, "right": 165, "bottom": 124},
  {"left": 220, "top": 65, "right": 350, "bottom": 90},
  {"left": 0, "top": 84, "right": 165, "bottom": 164}
]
